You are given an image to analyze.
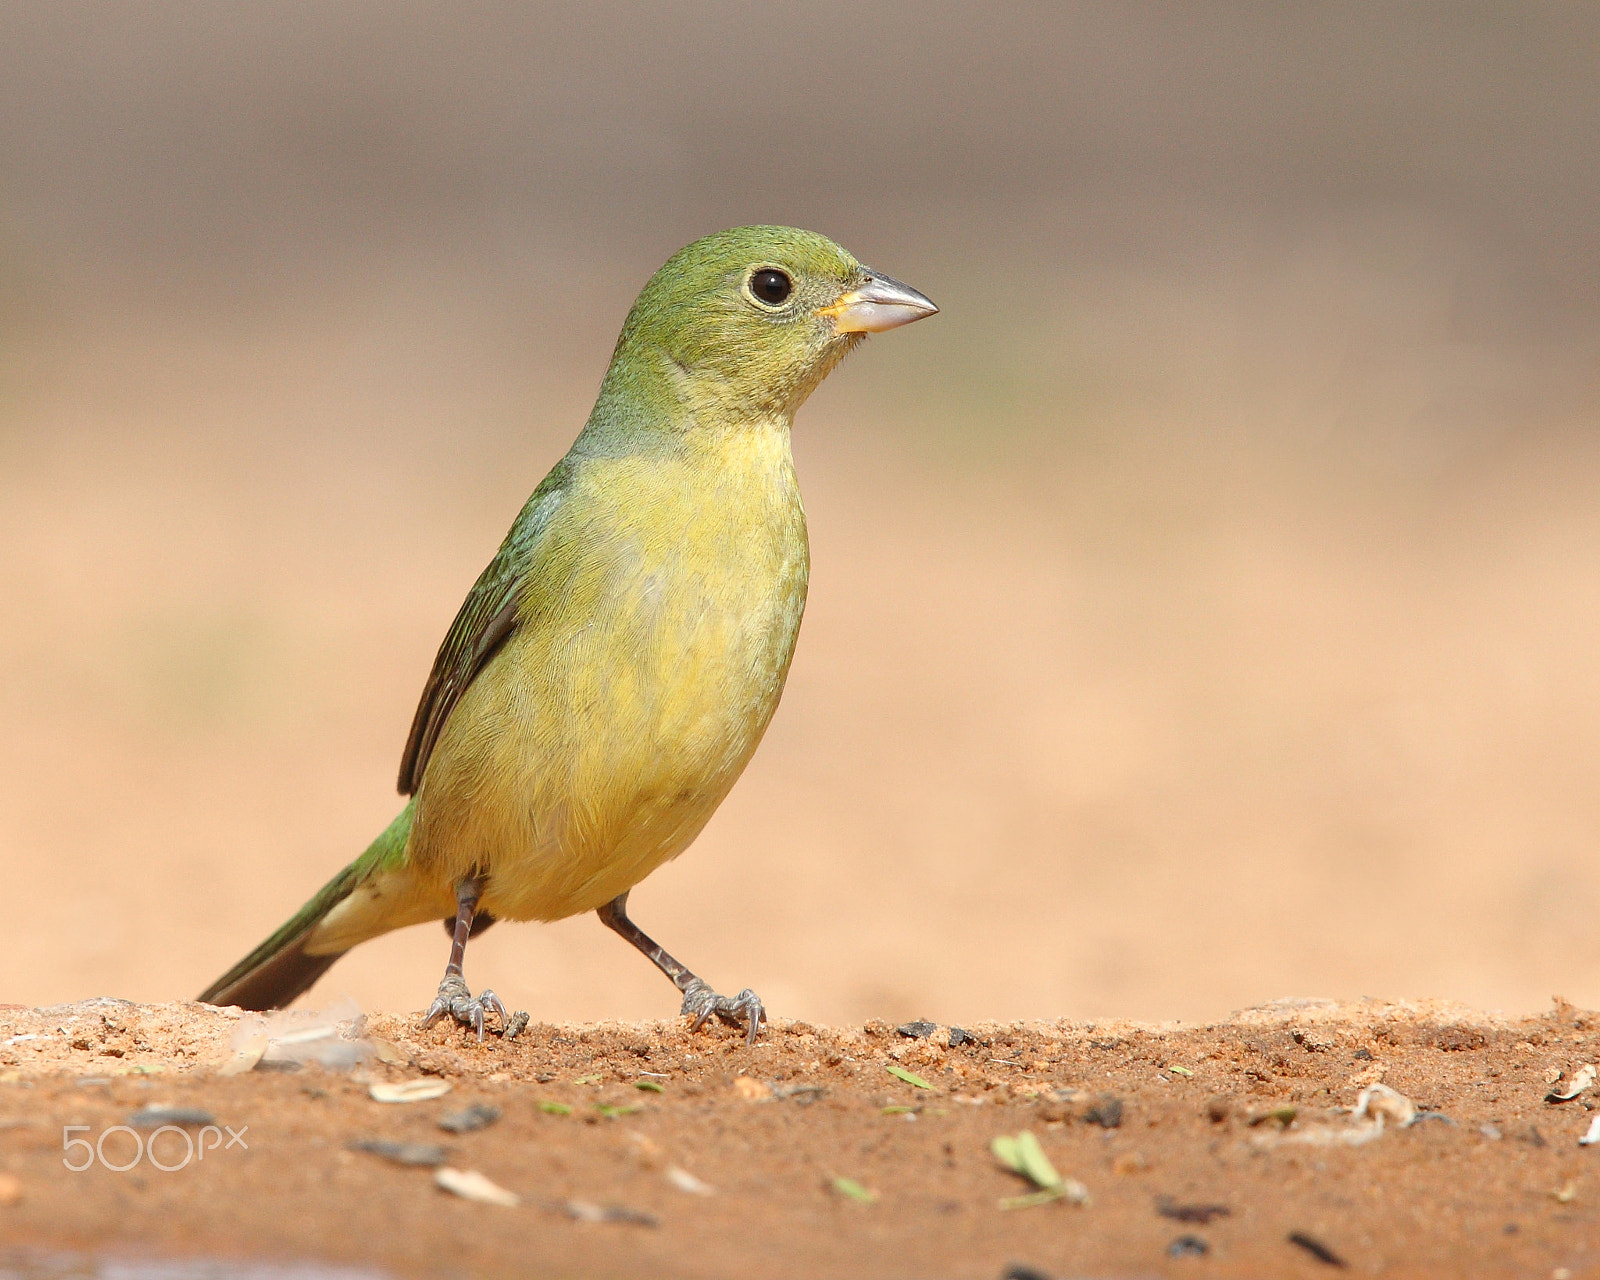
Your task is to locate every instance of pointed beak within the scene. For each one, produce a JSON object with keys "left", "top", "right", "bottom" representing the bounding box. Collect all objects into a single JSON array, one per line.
[{"left": 819, "top": 269, "right": 939, "bottom": 333}]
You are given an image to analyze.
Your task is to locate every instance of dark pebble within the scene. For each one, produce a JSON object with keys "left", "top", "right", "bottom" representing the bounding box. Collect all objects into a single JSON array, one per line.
[
  {"left": 897, "top": 1020, "right": 937, "bottom": 1039},
  {"left": 1168, "top": 1235, "right": 1208, "bottom": 1259},
  {"left": 1156, "top": 1197, "right": 1230, "bottom": 1224},
  {"left": 128, "top": 1107, "right": 217, "bottom": 1129},
  {"left": 1083, "top": 1095, "right": 1123, "bottom": 1128},
  {"left": 772, "top": 1083, "right": 827, "bottom": 1104},
  {"left": 348, "top": 1139, "right": 447, "bottom": 1167},
  {"left": 949, "top": 1026, "right": 978, "bottom": 1048},
  {"left": 437, "top": 1103, "right": 502, "bottom": 1134},
  {"left": 561, "top": 1201, "right": 660, "bottom": 1227}
]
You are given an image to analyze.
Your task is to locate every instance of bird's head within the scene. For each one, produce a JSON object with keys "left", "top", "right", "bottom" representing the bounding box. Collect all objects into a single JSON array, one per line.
[{"left": 590, "top": 225, "right": 937, "bottom": 434}]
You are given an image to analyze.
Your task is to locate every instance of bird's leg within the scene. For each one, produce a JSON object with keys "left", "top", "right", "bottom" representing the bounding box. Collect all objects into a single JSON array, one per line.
[
  {"left": 421, "top": 874, "right": 508, "bottom": 1042},
  {"left": 597, "top": 891, "right": 765, "bottom": 1046}
]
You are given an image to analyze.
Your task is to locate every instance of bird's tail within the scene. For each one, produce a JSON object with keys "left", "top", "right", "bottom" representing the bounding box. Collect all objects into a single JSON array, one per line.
[{"left": 197, "top": 801, "right": 415, "bottom": 1011}]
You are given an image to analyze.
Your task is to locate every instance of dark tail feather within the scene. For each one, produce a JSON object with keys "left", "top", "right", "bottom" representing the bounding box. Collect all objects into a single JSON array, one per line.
[
  {"left": 199, "top": 936, "right": 345, "bottom": 1012},
  {"left": 197, "top": 802, "right": 414, "bottom": 1011}
]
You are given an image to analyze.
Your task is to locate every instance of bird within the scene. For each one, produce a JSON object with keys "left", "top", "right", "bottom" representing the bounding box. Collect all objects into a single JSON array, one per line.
[{"left": 197, "top": 225, "right": 938, "bottom": 1045}]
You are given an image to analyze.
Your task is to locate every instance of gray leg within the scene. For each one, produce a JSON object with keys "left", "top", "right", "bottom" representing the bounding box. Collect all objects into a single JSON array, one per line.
[
  {"left": 597, "top": 891, "right": 765, "bottom": 1046},
  {"left": 421, "top": 875, "right": 509, "bottom": 1042}
]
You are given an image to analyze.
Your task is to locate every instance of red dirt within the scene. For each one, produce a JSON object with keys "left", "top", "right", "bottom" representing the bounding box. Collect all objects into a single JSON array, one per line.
[{"left": 1, "top": 997, "right": 1597, "bottom": 1278}]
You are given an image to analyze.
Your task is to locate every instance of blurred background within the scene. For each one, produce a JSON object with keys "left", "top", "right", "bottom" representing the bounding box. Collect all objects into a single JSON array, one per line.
[{"left": 1, "top": 3, "right": 1598, "bottom": 1026}]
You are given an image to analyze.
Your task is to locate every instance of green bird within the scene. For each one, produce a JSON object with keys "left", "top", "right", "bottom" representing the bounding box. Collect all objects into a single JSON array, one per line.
[{"left": 198, "top": 225, "right": 937, "bottom": 1044}]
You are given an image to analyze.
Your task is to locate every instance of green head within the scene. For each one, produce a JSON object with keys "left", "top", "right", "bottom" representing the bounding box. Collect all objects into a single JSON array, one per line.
[{"left": 583, "top": 225, "right": 937, "bottom": 440}]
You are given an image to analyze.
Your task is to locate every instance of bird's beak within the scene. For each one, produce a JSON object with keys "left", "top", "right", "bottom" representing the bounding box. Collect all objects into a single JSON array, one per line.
[{"left": 819, "top": 270, "right": 939, "bottom": 333}]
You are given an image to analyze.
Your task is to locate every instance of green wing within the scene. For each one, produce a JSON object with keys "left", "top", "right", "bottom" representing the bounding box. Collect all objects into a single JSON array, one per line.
[{"left": 397, "top": 459, "right": 572, "bottom": 795}]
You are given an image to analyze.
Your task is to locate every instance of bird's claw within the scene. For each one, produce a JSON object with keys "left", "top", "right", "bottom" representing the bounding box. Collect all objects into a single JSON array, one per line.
[
  {"left": 421, "top": 972, "right": 508, "bottom": 1043},
  {"left": 680, "top": 978, "right": 765, "bottom": 1046}
]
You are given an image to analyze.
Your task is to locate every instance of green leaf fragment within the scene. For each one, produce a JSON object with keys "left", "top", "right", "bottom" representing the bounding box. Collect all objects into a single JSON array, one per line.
[
  {"left": 831, "top": 1176, "right": 877, "bottom": 1203},
  {"left": 634, "top": 1079, "right": 665, "bottom": 1092},
  {"left": 1166, "top": 1065, "right": 1193, "bottom": 1076},
  {"left": 537, "top": 1101, "right": 572, "bottom": 1116},
  {"left": 886, "top": 1064, "right": 932, "bottom": 1089},
  {"left": 991, "top": 1131, "right": 1061, "bottom": 1190},
  {"left": 990, "top": 1131, "right": 1089, "bottom": 1207},
  {"left": 1248, "top": 1106, "right": 1297, "bottom": 1129},
  {"left": 595, "top": 1103, "right": 643, "bottom": 1118},
  {"left": 572, "top": 1073, "right": 603, "bottom": 1085},
  {"left": 1000, "top": 1186, "right": 1071, "bottom": 1210}
]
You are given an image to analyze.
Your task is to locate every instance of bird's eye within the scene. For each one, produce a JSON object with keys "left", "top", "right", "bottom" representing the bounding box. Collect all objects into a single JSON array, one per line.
[{"left": 749, "top": 268, "right": 793, "bottom": 306}]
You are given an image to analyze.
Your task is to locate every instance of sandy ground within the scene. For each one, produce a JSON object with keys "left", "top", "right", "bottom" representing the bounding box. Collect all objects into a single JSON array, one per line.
[{"left": 1, "top": 997, "right": 1598, "bottom": 1279}]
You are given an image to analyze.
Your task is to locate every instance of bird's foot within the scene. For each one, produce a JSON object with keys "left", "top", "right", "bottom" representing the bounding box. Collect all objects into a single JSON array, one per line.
[
  {"left": 680, "top": 978, "right": 765, "bottom": 1047},
  {"left": 421, "top": 972, "right": 508, "bottom": 1043}
]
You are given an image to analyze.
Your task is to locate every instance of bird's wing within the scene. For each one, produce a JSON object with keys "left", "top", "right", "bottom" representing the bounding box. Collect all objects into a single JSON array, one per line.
[{"left": 397, "top": 461, "right": 572, "bottom": 795}]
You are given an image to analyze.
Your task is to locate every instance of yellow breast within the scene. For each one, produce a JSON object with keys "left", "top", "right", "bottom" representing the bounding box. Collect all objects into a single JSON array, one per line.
[{"left": 408, "top": 420, "right": 809, "bottom": 921}]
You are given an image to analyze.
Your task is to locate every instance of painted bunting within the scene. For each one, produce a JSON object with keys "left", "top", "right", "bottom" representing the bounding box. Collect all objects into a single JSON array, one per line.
[{"left": 198, "top": 226, "right": 937, "bottom": 1044}]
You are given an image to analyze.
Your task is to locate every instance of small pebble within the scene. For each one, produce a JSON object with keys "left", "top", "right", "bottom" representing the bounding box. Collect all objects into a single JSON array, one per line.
[
  {"left": 562, "top": 1199, "right": 658, "bottom": 1226},
  {"left": 1168, "top": 1235, "right": 1208, "bottom": 1258},
  {"left": 1083, "top": 1096, "right": 1123, "bottom": 1128},
  {"left": 897, "top": 1020, "right": 936, "bottom": 1039},
  {"left": 1156, "top": 1198, "right": 1230, "bottom": 1224},
  {"left": 949, "top": 1027, "right": 978, "bottom": 1048},
  {"left": 349, "top": 1139, "right": 447, "bottom": 1166},
  {"left": 437, "top": 1103, "right": 501, "bottom": 1134},
  {"left": 128, "top": 1107, "right": 216, "bottom": 1129}
]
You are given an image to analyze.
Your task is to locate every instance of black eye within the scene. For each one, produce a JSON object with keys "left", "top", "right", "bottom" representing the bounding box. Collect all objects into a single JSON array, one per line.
[{"left": 749, "top": 268, "right": 792, "bottom": 306}]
